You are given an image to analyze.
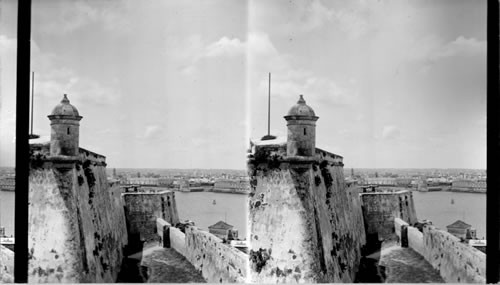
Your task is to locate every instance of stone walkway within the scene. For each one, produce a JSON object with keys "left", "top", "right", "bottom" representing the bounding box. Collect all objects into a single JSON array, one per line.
[
  {"left": 141, "top": 246, "right": 206, "bottom": 283},
  {"left": 375, "top": 240, "right": 444, "bottom": 283},
  {"left": 131, "top": 243, "right": 206, "bottom": 283},
  {"left": 117, "top": 243, "right": 206, "bottom": 283}
]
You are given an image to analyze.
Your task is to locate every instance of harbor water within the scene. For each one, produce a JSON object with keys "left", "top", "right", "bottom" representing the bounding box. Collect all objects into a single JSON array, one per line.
[
  {"left": 0, "top": 191, "right": 15, "bottom": 236},
  {"left": 412, "top": 191, "right": 486, "bottom": 239},
  {"left": 175, "top": 191, "right": 248, "bottom": 238}
]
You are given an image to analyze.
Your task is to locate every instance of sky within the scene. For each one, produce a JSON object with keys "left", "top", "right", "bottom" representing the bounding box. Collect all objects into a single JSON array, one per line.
[{"left": 0, "top": 0, "right": 486, "bottom": 169}]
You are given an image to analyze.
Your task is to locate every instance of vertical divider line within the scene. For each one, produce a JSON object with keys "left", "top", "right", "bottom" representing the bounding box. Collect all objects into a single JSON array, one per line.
[{"left": 14, "top": 0, "right": 31, "bottom": 282}]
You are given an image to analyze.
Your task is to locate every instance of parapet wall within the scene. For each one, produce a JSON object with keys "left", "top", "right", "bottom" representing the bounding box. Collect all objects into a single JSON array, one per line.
[
  {"left": 361, "top": 190, "right": 418, "bottom": 240},
  {"left": 184, "top": 226, "right": 248, "bottom": 283},
  {"left": 247, "top": 143, "right": 365, "bottom": 283},
  {"left": 155, "top": 218, "right": 186, "bottom": 256},
  {"left": 28, "top": 146, "right": 128, "bottom": 283},
  {"left": 394, "top": 218, "right": 485, "bottom": 283},
  {"left": 0, "top": 245, "right": 14, "bottom": 283},
  {"left": 170, "top": 226, "right": 186, "bottom": 256},
  {"left": 123, "top": 191, "right": 179, "bottom": 243},
  {"left": 423, "top": 225, "right": 485, "bottom": 283}
]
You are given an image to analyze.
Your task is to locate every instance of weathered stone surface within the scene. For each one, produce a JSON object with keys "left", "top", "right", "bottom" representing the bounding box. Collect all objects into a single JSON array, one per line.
[
  {"left": 184, "top": 226, "right": 248, "bottom": 283},
  {"left": 141, "top": 247, "right": 206, "bottom": 283},
  {"left": 248, "top": 147, "right": 365, "bottom": 283},
  {"left": 422, "top": 225, "right": 485, "bottom": 283},
  {"left": 0, "top": 245, "right": 14, "bottom": 283},
  {"left": 28, "top": 148, "right": 128, "bottom": 283},
  {"left": 394, "top": 218, "right": 485, "bottom": 283},
  {"left": 378, "top": 240, "right": 444, "bottom": 283},
  {"left": 361, "top": 190, "right": 418, "bottom": 240},
  {"left": 123, "top": 191, "right": 179, "bottom": 242},
  {"left": 170, "top": 226, "right": 186, "bottom": 256}
]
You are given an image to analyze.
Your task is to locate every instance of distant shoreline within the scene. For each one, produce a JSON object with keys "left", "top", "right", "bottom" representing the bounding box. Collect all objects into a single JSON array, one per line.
[
  {"left": 414, "top": 189, "right": 486, "bottom": 194},
  {"left": 447, "top": 189, "right": 486, "bottom": 194}
]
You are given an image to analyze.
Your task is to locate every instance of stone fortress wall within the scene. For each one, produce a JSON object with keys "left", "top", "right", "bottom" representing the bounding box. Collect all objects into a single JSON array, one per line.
[
  {"left": 247, "top": 95, "right": 368, "bottom": 283},
  {"left": 1, "top": 245, "right": 14, "bottom": 283},
  {"left": 123, "top": 190, "right": 179, "bottom": 242},
  {"left": 247, "top": 146, "right": 367, "bottom": 283},
  {"left": 28, "top": 95, "right": 128, "bottom": 283},
  {"left": 360, "top": 190, "right": 418, "bottom": 240},
  {"left": 394, "top": 218, "right": 485, "bottom": 283},
  {"left": 184, "top": 226, "right": 248, "bottom": 283},
  {"left": 28, "top": 146, "right": 128, "bottom": 283}
]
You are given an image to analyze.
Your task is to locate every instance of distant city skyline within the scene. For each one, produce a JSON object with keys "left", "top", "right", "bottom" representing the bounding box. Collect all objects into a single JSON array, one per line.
[{"left": 0, "top": 0, "right": 486, "bottom": 169}]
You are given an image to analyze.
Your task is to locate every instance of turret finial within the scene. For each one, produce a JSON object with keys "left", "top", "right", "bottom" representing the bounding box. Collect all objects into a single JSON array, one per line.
[
  {"left": 61, "top": 94, "right": 69, "bottom": 104},
  {"left": 298, "top": 95, "right": 305, "bottom": 104}
]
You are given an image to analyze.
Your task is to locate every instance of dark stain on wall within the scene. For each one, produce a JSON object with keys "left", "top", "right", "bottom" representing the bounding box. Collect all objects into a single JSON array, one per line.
[
  {"left": 319, "top": 160, "right": 333, "bottom": 188},
  {"left": 76, "top": 203, "right": 89, "bottom": 274},
  {"left": 250, "top": 248, "right": 271, "bottom": 273},
  {"left": 313, "top": 208, "right": 327, "bottom": 274},
  {"left": 83, "top": 160, "right": 95, "bottom": 189}
]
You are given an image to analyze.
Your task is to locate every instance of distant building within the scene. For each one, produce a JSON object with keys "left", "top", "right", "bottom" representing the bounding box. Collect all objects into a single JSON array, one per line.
[
  {"left": 213, "top": 179, "right": 250, "bottom": 194},
  {"left": 208, "top": 221, "right": 238, "bottom": 241},
  {"left": 446, "top": 220, "right": 476, "bottom": 240},
  {"left": 126, "top": 177, "right": 159, "bottom": 185},
  {"left": 363, "top": 177, "right": 397, "bottom": 186},
  {"left": 0, "top": 176, "right": 15, "bottom": 191},
  {"left": 451, "top": 180, "right": 486, "bottom": 193}
]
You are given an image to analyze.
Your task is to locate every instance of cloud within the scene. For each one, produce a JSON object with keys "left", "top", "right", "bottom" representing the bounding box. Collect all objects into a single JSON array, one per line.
[
  {"left": 138, "top": 125, "right": 164, "bottom": 140},
  {"left": 205, "top": 37, "right": 245, "bottom": 58},
  {"left": 34, "top": 1, "right": 99, "bottom": 34},
  {"left": 33, "top": 0, "right": 132, "bottom": 35},
  {"left": 381, "top": 125, "right": 401, "bottom": 140},
  {"left": 431, "top": 36, "right": 486, "bottom": 60},
  {"left": 246, "top": 32, "right": 358, "bottom": 107},
  {"left": 176, "top": 32, "right": 281, "bottom": 76},
  {"left": 169, "top": 34, "right": 246, "bottom": 75},
  {"left": 0, "top": 34, "right": 16, "bottom": 51},
  {"left": 31, "top": 40, "right": 121, "bottom": 106},
  {"left": 333, "top": 8, "right": 369, "bottom": 40},
  {"left": 300, "top": 0, "right": 335, "bottom": 31}
]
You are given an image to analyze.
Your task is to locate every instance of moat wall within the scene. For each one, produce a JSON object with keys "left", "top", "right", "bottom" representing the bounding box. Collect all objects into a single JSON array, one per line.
[
  {"left": 247, "top": 146, "right": 366, "bottom": 283},
  {"left": 395, "top": 218, "right": 485, "bottom": 283},
  {"left": 0, "top": 245, "right": 14, "bottom": 283},
  {"left": 28, "top": 146, "right": 128, "bottom": 283},
  {"left": 184, "top": 226, "right": 248, "bottom": 283},
  {"left": 361, "top": 190, "right": 418, "bottom": 240},
  {"left": 123, "top": 191, "right": 179, "bottom": 243}
]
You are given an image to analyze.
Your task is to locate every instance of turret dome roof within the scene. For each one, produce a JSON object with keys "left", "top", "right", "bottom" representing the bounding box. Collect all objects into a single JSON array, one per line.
[
  {"left": 49, "top": 94, "right": 81, "bottom": 118},
  {"left": 286, "top": 95, "right": 316, "bottom": 117}
]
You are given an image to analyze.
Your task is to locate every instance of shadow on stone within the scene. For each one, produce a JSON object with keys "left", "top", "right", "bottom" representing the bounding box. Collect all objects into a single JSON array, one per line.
[
  {"left": 355, "top": 233, "right": 385, "bottom": 283},
  {"left": 116, "top": 233, "right": 147, "bottom": 282}
]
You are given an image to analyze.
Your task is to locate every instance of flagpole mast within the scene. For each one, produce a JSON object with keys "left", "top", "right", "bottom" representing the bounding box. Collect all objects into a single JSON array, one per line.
[
  {"left": 29, "top": 72, "right": 39, "bottom": 139},
  {"left": 268, "top": 72, "right": 271, "bottom": 136},
  {"left": 261, "top": 73, "right": 276, "bottom": 141},
  {"left": 31, "top": 71, "right": 34, "bottom": 135}
]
